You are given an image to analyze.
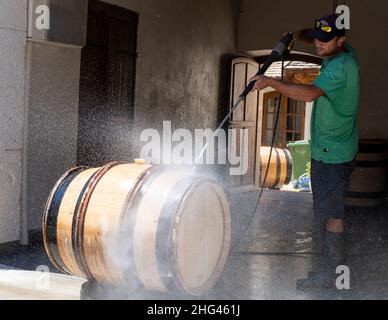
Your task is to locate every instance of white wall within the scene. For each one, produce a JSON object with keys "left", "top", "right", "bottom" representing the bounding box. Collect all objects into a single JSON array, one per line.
[
  {"left": 0, "top": 0, "right": 28, "bottom": 243},
  {"left": 24, "top": 42, "right": 82, "bottom": 232}
]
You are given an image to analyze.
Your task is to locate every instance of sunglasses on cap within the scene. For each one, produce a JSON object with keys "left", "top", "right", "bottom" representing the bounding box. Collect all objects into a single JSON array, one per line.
[{"left": 315, "top": 20, "right": 332, "bottom": 33}]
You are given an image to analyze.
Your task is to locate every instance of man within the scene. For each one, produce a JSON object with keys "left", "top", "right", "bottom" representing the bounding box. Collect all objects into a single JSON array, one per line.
[{"left": 250, "top": 14, "right": 360, "bottom": 289}]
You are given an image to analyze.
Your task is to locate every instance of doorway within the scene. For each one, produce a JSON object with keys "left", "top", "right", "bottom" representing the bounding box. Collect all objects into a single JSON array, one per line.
[{"left": 77, "top": 0, "right": 138, "bottom": 166}]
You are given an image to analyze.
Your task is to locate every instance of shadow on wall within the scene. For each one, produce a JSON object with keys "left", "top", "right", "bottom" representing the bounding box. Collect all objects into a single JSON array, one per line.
[{"left": 217, "top": 53, "right": 236, "bottom": 125}]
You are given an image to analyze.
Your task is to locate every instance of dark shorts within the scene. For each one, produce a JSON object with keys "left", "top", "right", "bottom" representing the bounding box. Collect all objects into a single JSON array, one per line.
[{"left": 311, "top": 158, "right": 356, "bottom": 224}]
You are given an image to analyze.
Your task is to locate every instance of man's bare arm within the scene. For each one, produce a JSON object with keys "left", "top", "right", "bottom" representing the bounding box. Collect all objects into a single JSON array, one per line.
[{"left": 250, "top": 75, "right": 325, "bottom": 103}]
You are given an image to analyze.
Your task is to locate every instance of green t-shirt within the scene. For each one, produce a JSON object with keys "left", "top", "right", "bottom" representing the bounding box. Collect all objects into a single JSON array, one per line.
[{"left": 311, "top": 42, "right": 360, "bottom": 164}]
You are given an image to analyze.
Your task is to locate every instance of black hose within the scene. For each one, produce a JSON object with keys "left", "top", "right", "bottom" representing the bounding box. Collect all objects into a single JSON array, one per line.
[{"left": 231, "top": 58, "right": 286, "bottom": 252}]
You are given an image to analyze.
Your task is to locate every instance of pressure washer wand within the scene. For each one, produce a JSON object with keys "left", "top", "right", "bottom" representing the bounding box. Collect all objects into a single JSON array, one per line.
[
  {"left": 195, "top": 95, "right": 245, "bottom": 164},
  {"left": 239, "top": 32, "right": 294, "bottom": 99},
  {"left": 195, "top": 32, "right": 294, "bottom": 164}
]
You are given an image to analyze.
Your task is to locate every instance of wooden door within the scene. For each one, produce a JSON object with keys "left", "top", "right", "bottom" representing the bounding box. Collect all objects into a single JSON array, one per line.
[
  {"left": 77, "top": 0, "right": 138, "bottom": 166},
  {"left": 229, "top": 58, "right": 261, "bottom": 186}
]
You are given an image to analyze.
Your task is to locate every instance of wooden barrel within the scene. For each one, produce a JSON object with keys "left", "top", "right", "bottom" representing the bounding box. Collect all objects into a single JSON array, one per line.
[
  {"left": 345, "top": 140, "right": 387, "bottom": 208},
  {"left": 260, "top": 147, "right": 292, "bottom": 188},
  {"left": 42, "top": 162, "right": 231, "bottom": 296}
]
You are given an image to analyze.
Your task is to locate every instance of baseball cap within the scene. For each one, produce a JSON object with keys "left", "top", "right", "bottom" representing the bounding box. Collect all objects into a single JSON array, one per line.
[{"left": 308, "top": 14, "right": 346, "bottom": 42}]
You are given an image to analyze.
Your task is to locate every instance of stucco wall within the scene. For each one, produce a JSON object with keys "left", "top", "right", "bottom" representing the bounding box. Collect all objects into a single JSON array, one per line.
[
  {"left": 0, "top": 0, "right": 27, "bottom": 243},
  {"left": 103, "top": 0, "right": 239, "bottom": 156},
  {"left": 238, "top": 0, "right": 333, "bottom": 55}
]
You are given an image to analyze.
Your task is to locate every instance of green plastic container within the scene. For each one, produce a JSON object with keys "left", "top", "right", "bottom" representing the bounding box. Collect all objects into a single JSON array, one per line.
[{"left": 287, "top": 140, "right": 312, "bottom": 181}]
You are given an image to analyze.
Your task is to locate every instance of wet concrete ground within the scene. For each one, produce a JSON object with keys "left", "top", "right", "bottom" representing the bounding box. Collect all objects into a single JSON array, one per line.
[
  {"left": 1, "top": 188, "right": 388, "bottom": 300},
  {"left": 216, "top": 188, "right": 388, "bottom": 300}
]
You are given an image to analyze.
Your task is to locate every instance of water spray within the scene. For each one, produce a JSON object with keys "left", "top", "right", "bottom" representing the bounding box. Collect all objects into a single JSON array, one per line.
[{"left": 194, "top": 32, "right": 296, "bottom": 256}]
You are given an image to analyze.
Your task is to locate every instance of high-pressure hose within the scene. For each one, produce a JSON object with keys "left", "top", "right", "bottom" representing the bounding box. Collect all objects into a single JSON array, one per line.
[
  {"left": 195, "top": 32, "right": 294, "bottom": 251},
  {"left": 232, "top": 59, "right": 286, "bottom": 252},
  {"left": 195, "top": 32, "right": 294, "bottom": 164}
]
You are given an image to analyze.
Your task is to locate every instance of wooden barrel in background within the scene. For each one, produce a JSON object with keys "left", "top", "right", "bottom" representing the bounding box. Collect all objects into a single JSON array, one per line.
[
  {"left": 260, "top": 147, "right": 292, "bottom": 189},
  {"left": 345, "top": 140, "right": 387, "bottom": 208},
  {"left": 43, "top": 162, "right": 231, "bottom": 296}
]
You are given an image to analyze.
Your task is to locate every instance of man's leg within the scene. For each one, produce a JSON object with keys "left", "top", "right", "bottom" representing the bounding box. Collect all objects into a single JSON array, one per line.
[
  {"left": 326, "top": 219, "right": 345, "bottom": 234},
  {"left": 297, "top": 222, "right": 347, "bottom": 290},
  {"left": 297, "top": 160, "right": 355, "bottom": 290},
  {"left": 321, "top": 219, "right": 347, "bottom": 282},
  {"left": 325, "top": 218, "right": 347, "bottom": 271}
]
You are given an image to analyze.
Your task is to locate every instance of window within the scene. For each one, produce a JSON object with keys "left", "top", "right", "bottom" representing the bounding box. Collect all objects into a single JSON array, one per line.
[
  {"left": 262, "top": 93, "right": 305, "bottom": 148},
  {"left": 262, "top": 92, "right": 281, "bottom": 147},
  {"left": 285, "top": 99, "right": 305, "bottom": 144}
]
